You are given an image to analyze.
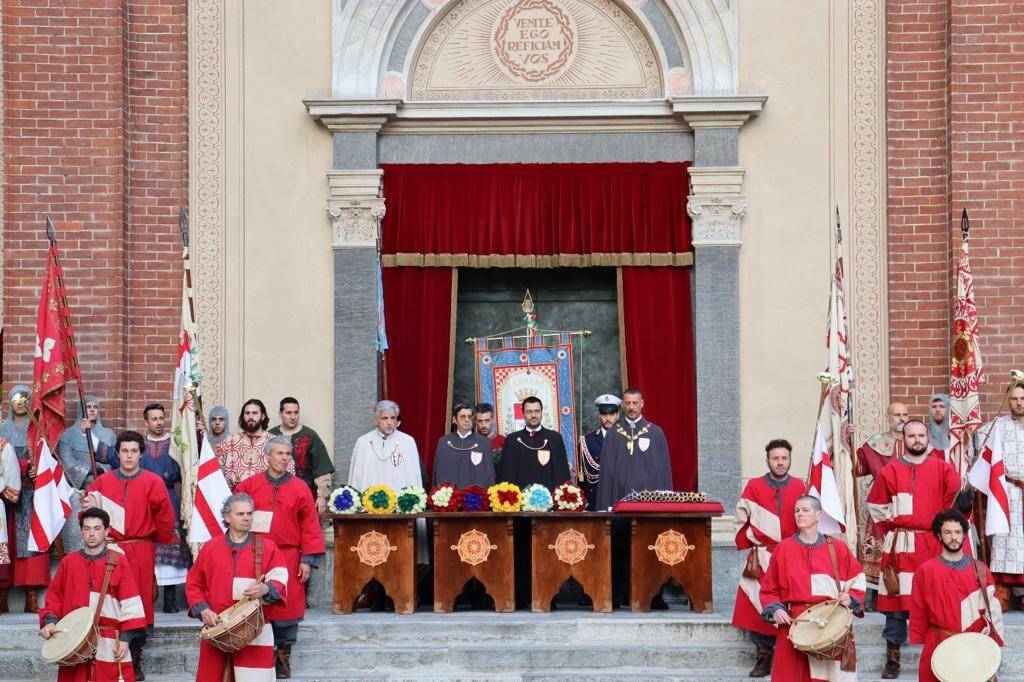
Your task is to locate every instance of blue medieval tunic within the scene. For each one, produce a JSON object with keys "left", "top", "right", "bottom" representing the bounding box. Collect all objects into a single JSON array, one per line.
[{"left": 142, "top": 435, "right": 190, "bottom": 581}]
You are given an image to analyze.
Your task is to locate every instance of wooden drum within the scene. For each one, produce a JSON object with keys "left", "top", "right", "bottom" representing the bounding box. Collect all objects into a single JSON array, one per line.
[
  {"left": 40, "top": 606, "right": 98, "bottom": 667},
  {"left": 788, "top": 600, "right": 854, "bottom": 661},
  {"left": 200, "top": 599, "right": 264, "bottom": 653},
  {"left": 931, "top": 632, "right": 1000, "bottom": 682}
]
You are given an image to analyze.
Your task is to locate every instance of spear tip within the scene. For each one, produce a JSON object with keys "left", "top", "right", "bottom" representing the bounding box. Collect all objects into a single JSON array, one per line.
[
  {"left": 45, "top": 216, "right": 57, "bottom": 244},
  {"left": 960, "top": 208, "right": 970, "bottom": 240},
  {"left": 178, "top": 206, "right": 190, "bottom": 248}
]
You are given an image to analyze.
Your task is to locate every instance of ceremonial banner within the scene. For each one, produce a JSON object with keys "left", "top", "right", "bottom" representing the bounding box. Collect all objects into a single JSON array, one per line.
[
  {"left": 949, "top": 233, "right": 985, "bottom": 478},
  {"left": 28, "top": 246, "right": 71, "bottom": 465},
  {"left": 476, "top": 333, "right": 577, "bottom": 475},
  {"left": 807, "top": 397, "right": 847, "bottom": 537},
  {"left": 188, "top": 436, "right": 231, "bottom": 543},
  {"left": 821, "top": 220, "right": 858, "bottom": 551}
]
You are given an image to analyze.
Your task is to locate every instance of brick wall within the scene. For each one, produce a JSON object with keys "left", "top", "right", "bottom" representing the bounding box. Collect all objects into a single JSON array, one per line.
[
  {"left": 2, "top": 0, "right": 186, "bottom": 431},
  {"left": 887, "top": 1, "right": 1024, "bottom": 420}
]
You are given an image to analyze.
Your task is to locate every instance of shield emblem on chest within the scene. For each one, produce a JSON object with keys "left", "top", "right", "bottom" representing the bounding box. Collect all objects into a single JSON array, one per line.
[
  {"left": 537, "top": 449, "right": 550, "bottom": 466},
  {"left": 471, "top": 451, "right": 483, "bottom": 466},
  {"left": 638, "top": 437, "right": 650, "bottom": 453}
]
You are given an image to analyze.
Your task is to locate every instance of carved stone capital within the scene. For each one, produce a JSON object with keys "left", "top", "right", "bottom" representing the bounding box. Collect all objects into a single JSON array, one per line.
[
  {"left": 687, "top": 167, "right": 747, "bottom": 247},
  {"left": 326, "top": 169, "right": 385, "bottom": 249}
]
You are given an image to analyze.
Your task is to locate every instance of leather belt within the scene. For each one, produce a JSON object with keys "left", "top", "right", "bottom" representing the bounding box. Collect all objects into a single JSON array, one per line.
[
  {"left": 931, "top": 625, "right": 957, "bottom": 637},
  {"left": 1007, "top": 476, "right": 1024, "bottom": 490},
  {"left": 109, "top": 537, "right": 149, "bottom": 545}
]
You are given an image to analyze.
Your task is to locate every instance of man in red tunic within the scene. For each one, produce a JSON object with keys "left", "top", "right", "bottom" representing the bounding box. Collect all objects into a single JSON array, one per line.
[
  {"left": 731, "top": 438, "right": 804, "bottom": 677},
  {"left": 235, "top": 435, "right": 325, "bottom": 679},
  {"left": 910, "top": 510, "right": 1003, "bottom": 682},
  {"left": 760, "top": 495, "right": 866, "bottom": 681},
  {"left": 866, "top": 419, "right": 973, "bottom": 678},
  {"left": 39, "top": 507, "right": 146, "bottom": 681},
  {"left": 187, "top": 493, "right": 289, "bottom": 682},
  {"left": 85, "top": 431, "right": 179, "bottom": 680}
]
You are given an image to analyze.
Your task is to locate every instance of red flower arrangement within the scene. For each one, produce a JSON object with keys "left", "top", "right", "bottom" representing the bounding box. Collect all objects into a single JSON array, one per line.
[
  {"left": 428, "top": 483, "right": 461, "bottom": 512},
  {"left": 553, "top": 482, "right": 586, "bottom": 511},
  {"left": 460, "top": 485, "right": 492, "bottom": 512}
]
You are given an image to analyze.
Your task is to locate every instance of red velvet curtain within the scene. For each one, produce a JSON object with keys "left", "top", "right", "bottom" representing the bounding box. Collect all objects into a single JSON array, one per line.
[
  {"left": 380, "top": 163, "right": 692, "bottom": 257},
  {"left": 620, "top": 267, "right": 698, "bottom": 491},
  {"left": 381, "top": 267, "right": 455, "bottom": 478}
]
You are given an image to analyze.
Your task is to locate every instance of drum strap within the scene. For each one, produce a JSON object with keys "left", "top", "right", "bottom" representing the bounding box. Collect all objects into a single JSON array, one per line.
[
  {"left": 254, "top": 534, "right": 264, "bottom": 579},
  {"left": 972, "top": 559, "right": 995, "bottom": 630},
  {"left": 826, "top": 537, "right": 842, "bottom": 594},
  {"left": 825, "top": 537, "right": 857, "bottom": 673},
  {"left": 93, "top": 552, "right": 119, "bottom": 629}
]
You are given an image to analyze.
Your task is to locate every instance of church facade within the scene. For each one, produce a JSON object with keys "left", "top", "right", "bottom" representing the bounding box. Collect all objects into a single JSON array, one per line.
[{"left": 1, "top": 0, "right": 1021, "bottom": 522}]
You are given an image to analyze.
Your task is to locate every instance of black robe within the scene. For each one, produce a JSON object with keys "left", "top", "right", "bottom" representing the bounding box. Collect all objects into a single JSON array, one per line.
[
  {"left": 595, "top": 417, "right": 673, "bottom": 510},
  {"left": 431, "top": 432, "right": 497, "bottom": 488},
  {"left": 497, "top": 427, "right": 570, "bottom": 492}
]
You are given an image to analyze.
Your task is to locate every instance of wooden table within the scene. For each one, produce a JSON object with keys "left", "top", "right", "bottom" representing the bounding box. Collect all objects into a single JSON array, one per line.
[
  {"left": 431, "top": 513, "right": 516, "bottom": 613},
  {"left": 530, "top": 513, "right": 612, "bottom": 612},
  {"left": 332, "top": 508, "right": 719, "bottom": 615},
  {"left": 629, "top": 513, "right": 714, "bottom": 613},
  {"left": 332, "top": 514, "right": 417, "bottom": 614}
]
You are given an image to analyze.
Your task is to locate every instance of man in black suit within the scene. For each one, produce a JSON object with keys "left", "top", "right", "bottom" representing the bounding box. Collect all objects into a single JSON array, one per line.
[{"left": 498, "top": 396, "right": 570, "bottom": 491}]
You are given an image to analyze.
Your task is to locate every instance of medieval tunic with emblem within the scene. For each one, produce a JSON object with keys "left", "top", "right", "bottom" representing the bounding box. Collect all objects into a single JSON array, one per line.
[
  {"left": 432, "top": 431, "right": 496, "bottom": 488},
  {"left": 498, "top": 427, "right": 570, "bottom": 492},
  {"left": 760, "top": 534, "right": 866, "bottom": 682},
  {"left": 595, "top": 417, "right": 672, "bottom": 511},
  {"left": 349, "top": 429, "right": 423, "bottom": 490},
  {"left": 731, "top": 473, "right": 804, "bottom": 636},
  {"left": 187, "top": 534, "right": 289, "bottom": 682},
  {"left": 867, "top": 455, "right": 962, "bottom": 613},
  {"left": 216, "top": 432, "right": 296, "bottom": 490},
  {"left": 86, "top": 468, "right": 178, "bottom": 628},
  {"left": 910, "top": 554, "right": 1004, "bottom": 682},
  {"left": 268, "top": 424, "right": 335, "bottom": 503},
  {"left": 979, "top": 415, "right": 1024, "bottom": 582},
  {"left": 234, "top": 471, "right": 325, "bottom": 624},
  {"left": 40, "top": 549, "right": 146, "bottom": 682}
]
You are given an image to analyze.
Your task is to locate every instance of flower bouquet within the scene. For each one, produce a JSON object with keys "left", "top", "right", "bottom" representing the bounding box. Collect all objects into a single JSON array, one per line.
[
  {"left": 487, "top": 482, "right": 522, "bottom": 512},
  {"left": 327, "top": 485, "right": 363, "bottom": 514},
  {"left": 362, "top": 485, "right": 397, "bottom": 514},
  {"left": 520, "top": 483, "right": 553, "bottom": 512},
  {"left": 395, "top": 486, "right": 428, "bottom": 514},
  {"left": 552, "top": 482, "right": 586, "bottom": 512},
  {"left": 428, "top": 483, "right": 461, "bottom": 512},
  {"left": 460, "top": 485, "right": 491, "bottom": 512}
]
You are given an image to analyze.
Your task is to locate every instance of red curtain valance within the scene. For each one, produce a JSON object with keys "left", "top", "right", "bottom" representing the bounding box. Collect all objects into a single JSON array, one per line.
[{"left": 380, "top": 163, "right": 692, "bottom": 266}]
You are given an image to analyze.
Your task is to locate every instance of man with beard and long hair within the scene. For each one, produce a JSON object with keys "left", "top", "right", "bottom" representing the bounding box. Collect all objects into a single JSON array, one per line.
[
  {"left": 215, "top": 399, "right": 293, "bottom": 490},
  {"left": 910, "top": 510, "right": 1003, "bottom": 682},
  {"left": 867, "top": 419, "right": 974, "bottom": 678}
]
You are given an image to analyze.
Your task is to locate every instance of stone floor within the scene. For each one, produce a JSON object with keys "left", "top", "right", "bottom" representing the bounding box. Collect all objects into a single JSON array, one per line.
[{"left": 4, "top": 602, "right": 1021, "bottom": 680}]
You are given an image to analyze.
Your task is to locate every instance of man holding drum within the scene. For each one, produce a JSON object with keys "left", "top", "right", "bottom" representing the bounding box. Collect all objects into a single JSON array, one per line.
[
  {"left": 235, "top": 435, "right": 325, "bottom": 679},
  {"left": 910, "top": 510, "right": 1004, "bottom": 682},
  {"left": 38, "top": 507, "right": 147, "bottom": 681},
  {"left": 186, "top": 493, "right": 289, "bottom": 682},
  {"left": 760, "top": 495, "right": 866, "bottom": 681}
]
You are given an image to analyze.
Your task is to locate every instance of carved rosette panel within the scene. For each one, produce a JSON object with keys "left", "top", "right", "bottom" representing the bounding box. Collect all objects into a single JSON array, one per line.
[
  {"left": 686, "top": 195, "right": 747, "bottom": 247},
  {"left": 548, "top": 528, "right": 594, "bottom": 565},
  {"left": 351, "top": 530, "right": 397, "bottom": 567},
  {"left": 451, "top": 529, "right": 497, "bottom": 566},
  {"left": 327, "top": 199, "right": 386, "bottom": 249},
  {"left": 648, "top": 529, "right": 695, "bottom": 566}
]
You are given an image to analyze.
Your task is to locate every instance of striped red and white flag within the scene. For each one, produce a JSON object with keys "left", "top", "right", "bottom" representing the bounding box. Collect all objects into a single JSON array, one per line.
[
  {"left": 969, "top": 419, "right": 1011, "bottom": 536},
  {"left": 807, "top": 396, "right": 847, "bottom": 537},
  {"left": 188, "top": 432, "right": 230, "bottom": 544},
  {"left": 28, "top": 439, "right": 72, "bottom": 552}
]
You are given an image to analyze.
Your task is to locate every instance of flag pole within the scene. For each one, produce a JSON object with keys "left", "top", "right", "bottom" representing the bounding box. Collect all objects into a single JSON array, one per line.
[
  {"left": 178, "top": 208, "right": 205, "bottom": 433},
  {"left": 805, "top": 372, "right": 832, "bottom": 487},
  {"left": 835, "top": 208, "right": 861, "bottom": 530},
  {"left": 44, "top": 218, "right": 97, "bottom": 479}
]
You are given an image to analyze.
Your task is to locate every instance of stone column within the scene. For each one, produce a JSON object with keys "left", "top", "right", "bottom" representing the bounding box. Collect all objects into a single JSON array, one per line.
[{"left": 327, "top": 168, "right": 384, "bottom": 481}]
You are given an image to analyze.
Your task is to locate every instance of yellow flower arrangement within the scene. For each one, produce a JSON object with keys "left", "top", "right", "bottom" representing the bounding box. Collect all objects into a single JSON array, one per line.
[
  {"left": 362, "top": 485, "right": 397, "bottom": 514},
  {"left": 487, "top": 482, "right": 522, "bottom": 512}
]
